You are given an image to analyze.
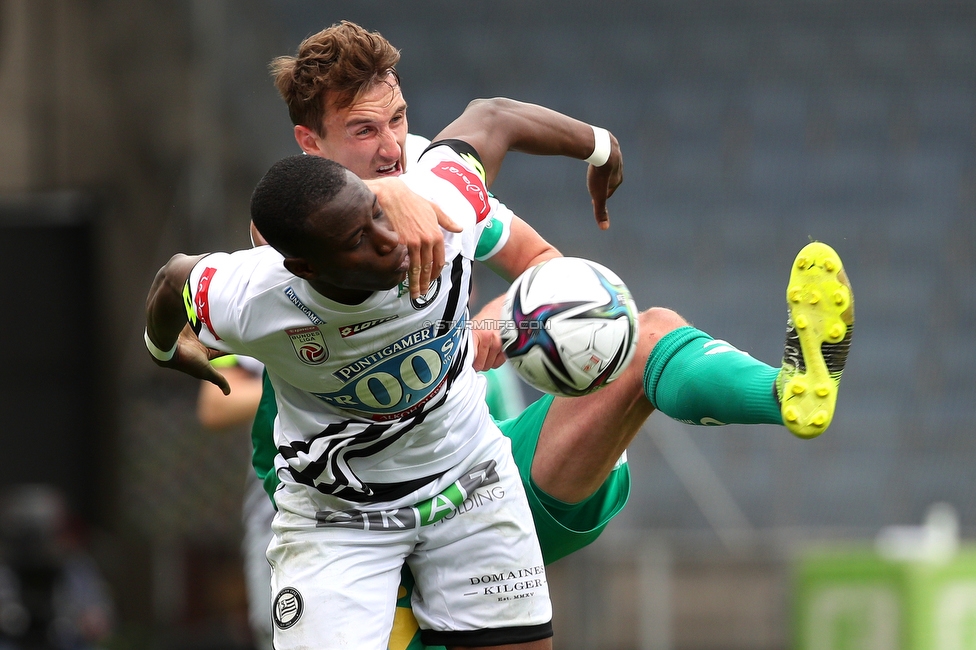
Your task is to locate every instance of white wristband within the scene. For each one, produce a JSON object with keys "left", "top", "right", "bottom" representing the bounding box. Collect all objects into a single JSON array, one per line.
[
  {"left": 145, "top": 329, "right": 177, "bottom": 362},
  {"left": 585, "top": 126, "right": 611, "bottom": 167}
]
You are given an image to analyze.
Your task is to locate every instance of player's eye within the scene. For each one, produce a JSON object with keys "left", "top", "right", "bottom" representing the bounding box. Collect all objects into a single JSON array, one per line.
[{"left": 349, "top": 230, "right": 365, "bottom": 248}]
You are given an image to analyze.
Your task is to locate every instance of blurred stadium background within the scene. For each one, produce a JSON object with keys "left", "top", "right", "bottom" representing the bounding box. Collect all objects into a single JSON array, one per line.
[{"left": 0, "top": 1, "right": 974, "bottom": 648}]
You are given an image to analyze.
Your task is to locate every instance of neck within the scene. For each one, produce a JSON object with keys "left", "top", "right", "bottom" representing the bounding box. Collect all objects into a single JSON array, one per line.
[{"left": 307, "top": 280, "right": 373, "bottom": 306}]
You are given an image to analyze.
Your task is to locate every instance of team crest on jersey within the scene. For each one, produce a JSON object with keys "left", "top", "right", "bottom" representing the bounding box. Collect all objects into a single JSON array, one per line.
[
  {"left": 339, "top": 314, "right": 398, "bottom": 338},
  {"left": 272, "top": 587, "right": 303, "bottom": 629},
  {"left": 411, "top": 276, "right": 441, "bottom": 310},
  {"left": 286, "top": 326, "right": 329, "bottom": 365}
]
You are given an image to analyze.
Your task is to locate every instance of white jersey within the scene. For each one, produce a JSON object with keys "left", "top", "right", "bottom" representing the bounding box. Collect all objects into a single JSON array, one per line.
[
  {"left": 404, "top": 132, "right": 431, "bottom": 167},
  {"left": 186, "top": 141, "right": 514, "bottom": 507}
]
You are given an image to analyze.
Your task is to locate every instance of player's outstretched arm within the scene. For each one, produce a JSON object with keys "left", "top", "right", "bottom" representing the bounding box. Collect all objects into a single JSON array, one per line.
[
  {"left": 470, "top": 217, "right": 562, "bottom": 371},
  {"left": 484, "top": 216, "right": 561, "bottom": 283},
  {"left": 145, "top": 253, "right": 230, "bottom": 394},
  {"left": 434, "top": 97, "right": 623, "bottom": 228}
]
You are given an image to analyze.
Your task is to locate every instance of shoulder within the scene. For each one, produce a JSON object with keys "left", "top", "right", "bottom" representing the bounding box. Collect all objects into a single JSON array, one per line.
[
  {"left": 194, "top": 246, "right": 285, "bottom": 277},
  {"left": 404, "top": 141, "right": 488, "bottom": 211},
  {"left": 404, "top": 133, "right": 431, "bottom": 167},
  {"left": 416, "top": 139, "right": 485, "bottom": 182},
  {"left": 188, "top": 247, "right": 292, "bottom": 306}
]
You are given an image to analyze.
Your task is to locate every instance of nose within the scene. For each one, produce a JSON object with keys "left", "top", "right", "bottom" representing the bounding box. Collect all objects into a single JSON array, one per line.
[
  {"left": 378, "top": 128, "right": 401, "bottom": 161},
  {"left": 374, "top": 221, "right": 400, "bottom": 254}
]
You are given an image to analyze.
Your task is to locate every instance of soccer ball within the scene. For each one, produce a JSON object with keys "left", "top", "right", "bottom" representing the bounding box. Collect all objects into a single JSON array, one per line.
[{"left": 499, "top": 257, "right": 639, "bottom": 397}]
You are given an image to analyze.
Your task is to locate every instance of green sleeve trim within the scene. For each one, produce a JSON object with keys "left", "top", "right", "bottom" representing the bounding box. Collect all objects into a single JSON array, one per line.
[
  {"left": 250, "top": 370, "right": 280, "bottom": 506},
  {"left": 474, "top": 217, "right": 506, "bottom": 259}
]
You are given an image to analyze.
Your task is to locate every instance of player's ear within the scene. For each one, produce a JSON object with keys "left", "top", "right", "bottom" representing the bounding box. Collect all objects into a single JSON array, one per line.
[
  {"left": 283, "top": 256, "right": 315, "bottom": 280},
  {"left": 250, "top": 221, "right": 268, "bottom": 247},
  {"left": 294, "top": 125, "right": 324, "bottom": 156}
]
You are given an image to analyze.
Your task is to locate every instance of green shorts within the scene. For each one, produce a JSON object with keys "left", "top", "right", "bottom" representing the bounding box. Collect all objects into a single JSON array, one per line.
[{"left": 498, "top": 394, "right": 631, "bottom": 565}]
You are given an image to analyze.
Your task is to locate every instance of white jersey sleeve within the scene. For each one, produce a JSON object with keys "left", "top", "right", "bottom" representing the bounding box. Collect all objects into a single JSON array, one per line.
[
  {"left": 184, "top": 247, "right": 292, "bottom": 355},
  {"left": 401, "top": 140, "right": 514, "bottom": 263}
]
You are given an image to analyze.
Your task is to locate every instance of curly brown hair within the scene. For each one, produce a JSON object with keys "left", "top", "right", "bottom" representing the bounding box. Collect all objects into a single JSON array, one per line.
[{"left": 270, "top": 21, "right": 401, "bottom": 136}]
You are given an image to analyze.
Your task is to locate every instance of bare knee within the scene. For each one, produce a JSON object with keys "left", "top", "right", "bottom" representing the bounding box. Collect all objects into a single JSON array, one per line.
[
  {"left": 618, "top": 307, "right": 689, "bottom": 391},
  {"left": 638, "top": 307, "right": 688, "bottom": 345}
]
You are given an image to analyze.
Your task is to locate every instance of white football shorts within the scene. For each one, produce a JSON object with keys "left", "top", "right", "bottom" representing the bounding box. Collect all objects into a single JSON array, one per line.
[{"left": 267, "top": 431, "right": 552, "bottom": 649}]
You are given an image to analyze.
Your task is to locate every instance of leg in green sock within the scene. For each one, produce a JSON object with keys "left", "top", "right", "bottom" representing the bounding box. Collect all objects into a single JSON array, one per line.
[{"left": 642, "top": 326, "right": 783, "bottom": 426}]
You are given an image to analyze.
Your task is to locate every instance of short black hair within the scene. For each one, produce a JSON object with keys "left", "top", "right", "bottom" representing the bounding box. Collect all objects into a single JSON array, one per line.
[{"left": 250, "top": 155, "right": 348, "bottom": 256}]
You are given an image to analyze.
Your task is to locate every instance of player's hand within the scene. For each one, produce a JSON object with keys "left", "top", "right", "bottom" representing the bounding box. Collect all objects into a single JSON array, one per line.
[
  {"left": 366, "top": 177, "right": 462, "bottom": 299},
  {"left": 152, "top": 325, "right": 231, "bottom": 395},
  {"left": 469, "top": 294, "right": 507, "bottom": 371},
  {"left": 470, "top": 323, "right": 506, "bottom": 372},
  {"left": 408, "top": 204, "right": 462, "bottom": 300},
  {"left": 586, "top": 131, "right": 623, "bottom": 230}
]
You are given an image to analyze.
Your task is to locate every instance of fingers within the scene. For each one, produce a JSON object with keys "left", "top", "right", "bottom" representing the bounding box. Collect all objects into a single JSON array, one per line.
[
  {"left": 431, "top": 206, "right": 452, "bottom": 280},
  {"left": 470, "top": 330, "right": 485, "bottom": 372},
  {"left": 432, "top": 238, "right": 445, "bottom": 282},
  {"left": 405, "top": 207, "right": 456, "bottom": 300},
  {"left": 471, "top": 328, "right": 506, "bottom": 372},
  {"left": 208, "top": 369, "right": 231, "bottom": 396},
  {"left": 591, "top": 195, "right": 610, "bottom": 231},
  {"left": 408, "top": 256, "right": 437, "bottom": 300},
  {"left": 483, "top": 345, "right": 506, "bottom": 371},
  {"left": 606, "top": 170, "right": 622, "bottom": 198},
  {"left": 586, "top": 132, "right": 622, "bottom": 230},
  {"left": 406, "top": 236, "right": 432, "bottom": 300},
  {"left": 408, "top": 251, "right": 422, "bottom": 301},
  {"left": 436, "top": 204, "right": 463, "bottom": 233},
  {"left": 407, "top": 211, "right": 462, "bottom": 298},
  {"left": 408, "top": 205, "right": 456, "bottom": 298},
  {"left": 472, "top": 342, "right": 504, "bottom": 372},
  {"left": 415, "top": 259, "right": 436, "bottom": 300},
  {"left": 170, "top": 343, "right": 231, "bottom": 396},
  {"left": 587, "top": 165, "right": 611, "bottom": 230},
  {"left": 418, "top": 261, "right": 431, "bottom": 300}
]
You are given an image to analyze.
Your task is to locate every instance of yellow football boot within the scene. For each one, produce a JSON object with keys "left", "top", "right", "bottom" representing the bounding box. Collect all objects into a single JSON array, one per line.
[{"left": 778, "top": 242, "right": 854, "bottom": 438}]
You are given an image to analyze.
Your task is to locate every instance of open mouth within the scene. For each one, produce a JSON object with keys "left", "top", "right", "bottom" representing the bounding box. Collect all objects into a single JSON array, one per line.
[{"left": 376, "top": 160, "right": 401, "bottom": 176}]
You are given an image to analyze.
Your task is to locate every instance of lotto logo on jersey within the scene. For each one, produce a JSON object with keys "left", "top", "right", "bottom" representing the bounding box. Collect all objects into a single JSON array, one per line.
[
  {"left": 432, "top": 160, "right": 490, "bottom": 222},
  {"left": 286, "top": 326, "right": 329, "bottom": 365},
  {"left": 339, "top": 315, "right": 398, "bottom": 338}
]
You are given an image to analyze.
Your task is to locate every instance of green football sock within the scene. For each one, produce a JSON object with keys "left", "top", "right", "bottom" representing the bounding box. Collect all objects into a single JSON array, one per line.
[{"left": 642, "top": 326, "right": 783, "bottom": 426}]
